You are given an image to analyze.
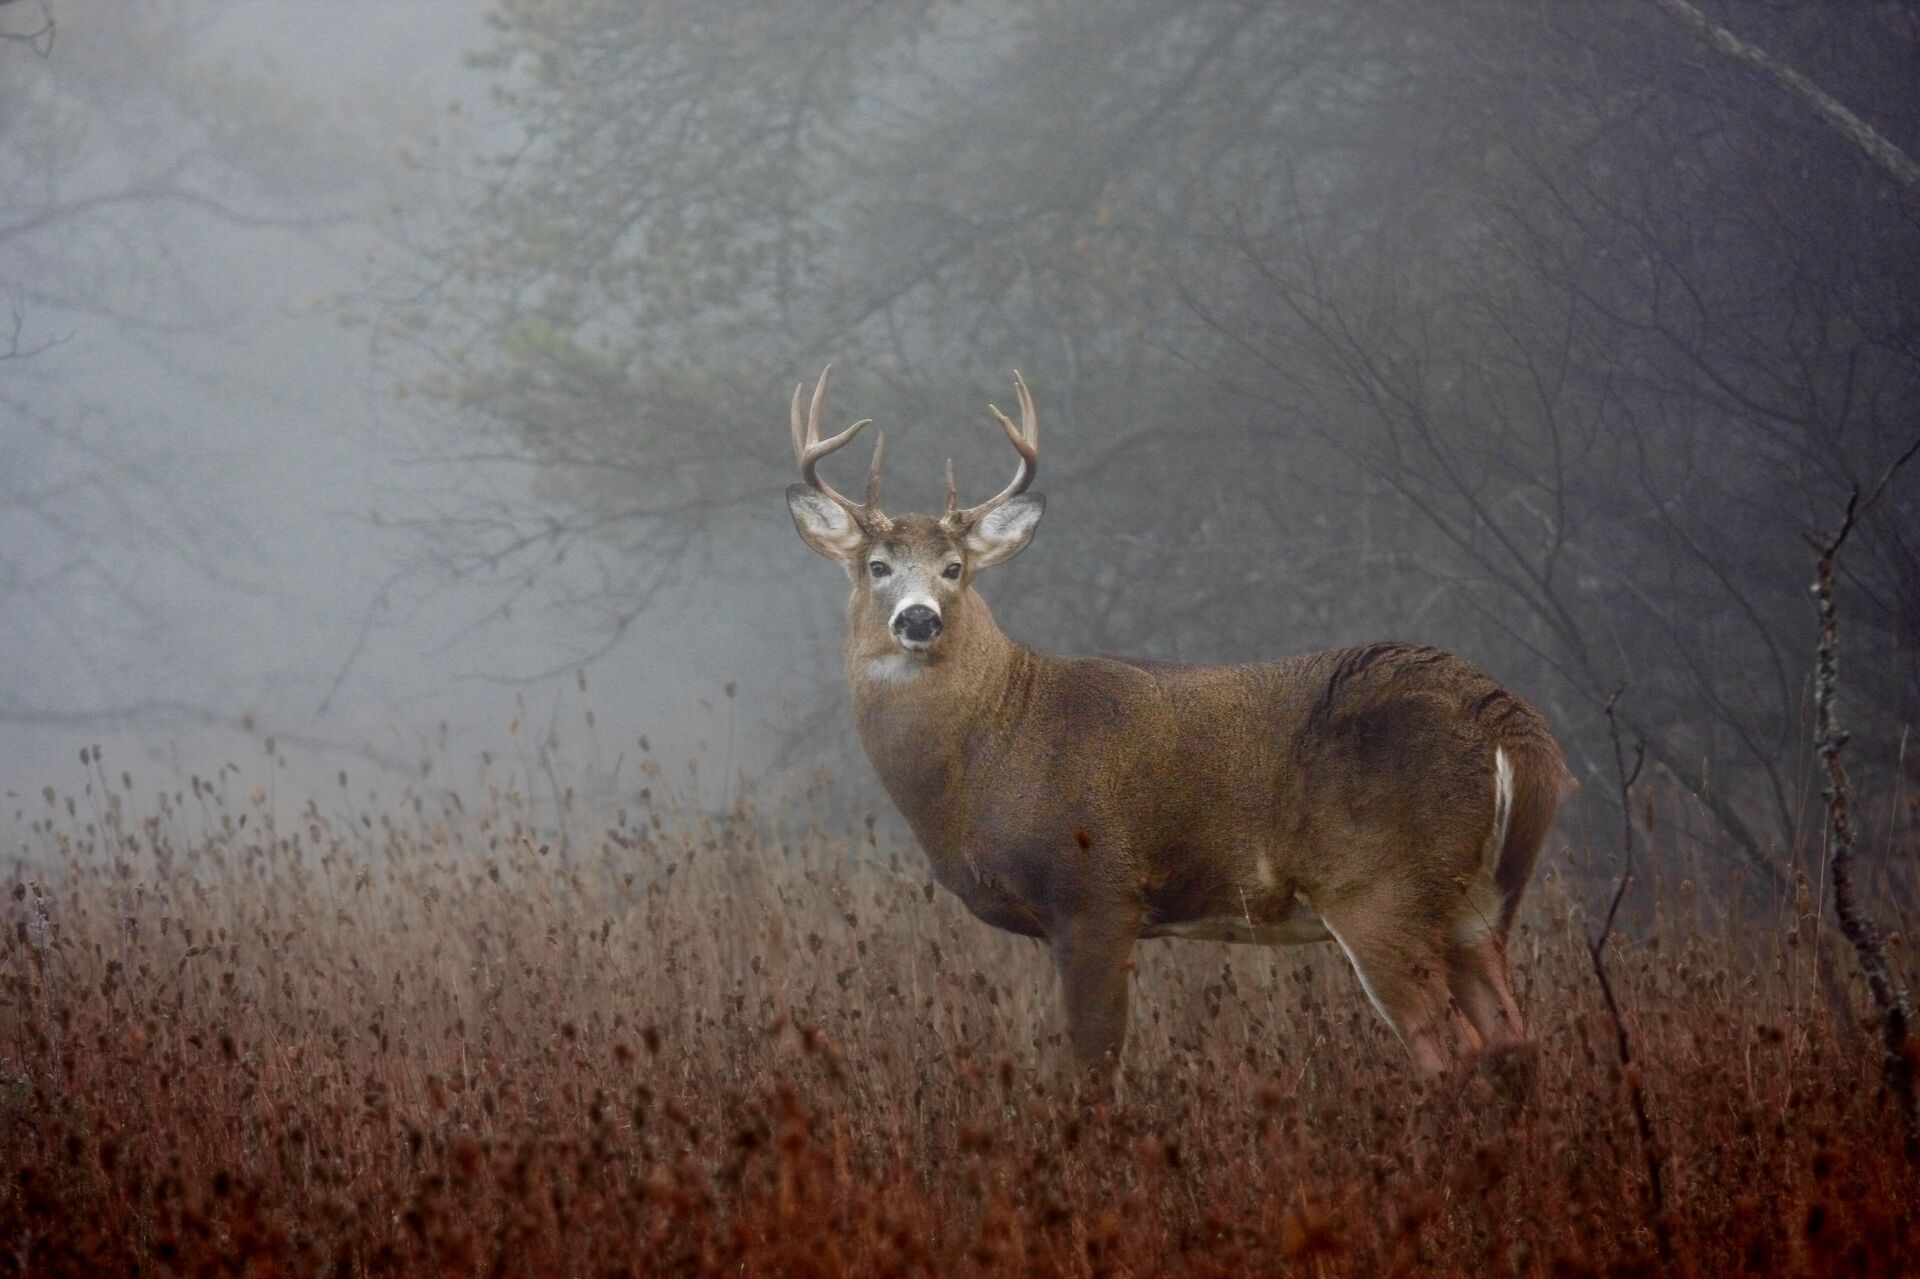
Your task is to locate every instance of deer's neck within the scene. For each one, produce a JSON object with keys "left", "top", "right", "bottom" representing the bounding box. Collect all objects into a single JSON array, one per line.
[{"left": 845, "top": 591, "right": 1032, "bottom": 822}]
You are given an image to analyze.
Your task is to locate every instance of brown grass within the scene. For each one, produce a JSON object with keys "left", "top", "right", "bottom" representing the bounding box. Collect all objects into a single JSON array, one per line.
[{"left": 2, "top": 743, "right": 1915, "bottom": 1277}]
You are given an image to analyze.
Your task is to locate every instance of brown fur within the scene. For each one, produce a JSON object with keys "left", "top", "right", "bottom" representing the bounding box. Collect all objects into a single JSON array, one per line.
[
  {"left": 786, "top": 373, "right": 1565, "bottom": 1076},
  {"left": 830, "top": 516, "right": 1565, "bottom": 1076}
]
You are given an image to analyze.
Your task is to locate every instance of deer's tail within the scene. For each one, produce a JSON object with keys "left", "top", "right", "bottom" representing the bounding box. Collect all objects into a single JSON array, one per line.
[{"left": 1489, "top": 722, "right": 1568, "bottom": 938}]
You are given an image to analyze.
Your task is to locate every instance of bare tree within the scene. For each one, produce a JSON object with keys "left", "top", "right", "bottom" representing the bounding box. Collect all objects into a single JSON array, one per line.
[
  {"left": 376, "top": 0, "right": 1920, "bottom": 867},
  {"left": 1809, "top": 444, "right": 1920, "bottom": 1158},
  {"left": 0, "top": 4, "right": 376, "bottom": 754}
]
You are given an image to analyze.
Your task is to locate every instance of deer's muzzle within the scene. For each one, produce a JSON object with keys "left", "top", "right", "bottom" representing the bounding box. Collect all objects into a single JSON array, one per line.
[{"left": 891, "top": 602, "right": 942, "bottom": 647}]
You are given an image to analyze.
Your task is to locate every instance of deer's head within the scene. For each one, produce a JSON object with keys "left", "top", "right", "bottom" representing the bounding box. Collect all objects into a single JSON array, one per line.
[{"left": 785, "top": 366, "right": 1043, "bottom": 662}]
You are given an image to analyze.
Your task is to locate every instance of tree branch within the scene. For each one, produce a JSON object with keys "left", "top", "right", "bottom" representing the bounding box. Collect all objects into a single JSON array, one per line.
[
  {"left": 1650, "top": 0, "right": 1920, "bottom": 194},
  {"left": 0, "top": 0, "right": 53, "bottom": 57},
  {"left": 1806, "top": 435, "right": 1920, "bottom": 1162},
  {"left": 1593, "top": 686, "right": 1670, "bottom": 1260}
]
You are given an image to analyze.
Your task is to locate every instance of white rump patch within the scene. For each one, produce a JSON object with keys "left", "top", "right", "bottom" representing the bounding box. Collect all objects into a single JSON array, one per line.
[
  {"left": 1490, "top": 746, "right": 1514, "bottom": 866},
  {"left": 1456, "top": 750, "right": 1515, "bottom": 954}
]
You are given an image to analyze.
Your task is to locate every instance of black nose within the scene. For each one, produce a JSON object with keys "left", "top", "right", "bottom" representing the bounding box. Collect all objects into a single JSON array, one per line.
[{"left": 893, "top": 605, "right": 942, "bottom": 643}]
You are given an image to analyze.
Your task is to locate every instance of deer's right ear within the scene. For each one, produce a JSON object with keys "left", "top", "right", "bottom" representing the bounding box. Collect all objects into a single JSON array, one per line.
[{"left": 786, "top": 484, "right": 865, "bottom": 560}]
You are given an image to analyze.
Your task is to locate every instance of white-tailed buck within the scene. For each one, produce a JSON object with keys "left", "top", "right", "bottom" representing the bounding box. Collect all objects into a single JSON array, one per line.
[{"left": 784, "top": 367, "right": 1565, "bottom": 1075}]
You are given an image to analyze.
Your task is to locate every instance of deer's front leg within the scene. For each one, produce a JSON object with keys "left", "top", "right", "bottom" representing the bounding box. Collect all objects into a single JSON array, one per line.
[{"left": 1049, "top": 907, "right": 1140, "bottom": 1075}]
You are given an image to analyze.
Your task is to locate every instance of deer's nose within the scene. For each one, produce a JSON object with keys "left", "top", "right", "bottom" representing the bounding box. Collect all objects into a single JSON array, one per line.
[{"left": 893, "top": 604, "right": 942, "bottom": 643}]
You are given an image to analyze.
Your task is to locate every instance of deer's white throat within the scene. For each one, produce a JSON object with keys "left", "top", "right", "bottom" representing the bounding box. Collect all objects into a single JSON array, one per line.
[{"left": 865, "top": 652, "right": 929, "bottom": 682}]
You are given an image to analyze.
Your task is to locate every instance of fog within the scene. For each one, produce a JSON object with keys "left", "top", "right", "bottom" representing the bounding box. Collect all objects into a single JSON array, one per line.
[
  {"left": 3, "top": 3, "right": 791, "bottom": 815},
  {"left": 4, "top": 2, "right": 1917, "bottom": 888}
]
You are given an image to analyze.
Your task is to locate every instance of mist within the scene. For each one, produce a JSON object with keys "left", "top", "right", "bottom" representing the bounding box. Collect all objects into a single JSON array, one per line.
[
  {"left": 4, "top": 1, "right": 1916, "bottom": 883},
  {"left": 7, "top": 5, "right": 1920, "bottom": 1269},
  {"left": 2, "top": 3, "right": 792, "bottom": 819}
]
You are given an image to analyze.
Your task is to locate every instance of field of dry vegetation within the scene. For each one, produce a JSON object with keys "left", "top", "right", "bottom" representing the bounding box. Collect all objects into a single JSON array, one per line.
[{"left": 3, "top": 732, "right": 1916, "bottom": 1277}]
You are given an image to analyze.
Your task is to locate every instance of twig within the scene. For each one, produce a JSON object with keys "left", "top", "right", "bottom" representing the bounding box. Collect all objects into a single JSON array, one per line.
[
  {"left": 1593, "top": 686, "right": 1670, "bottom": 1261},
  {"left": 0, "top": 304, "right": 73, "bottom": 363},
  {"left": 0, "top": 0, "right": 54, "bottom": 58},
  {"left": 1805, "top": 440, "right": 1920, "bottom": 1162},
  {"left": 22, "top": 883, "right": 61, "bottom": 1101}
]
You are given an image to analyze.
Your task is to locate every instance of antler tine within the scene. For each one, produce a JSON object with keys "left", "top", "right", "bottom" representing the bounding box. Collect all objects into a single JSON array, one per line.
[
  {"left": 954, "top": 369, "right": 1039, "bottom": 525},
  {"left": 790, "top": 365, "right": 883, "bottom": 518},
  {"left": 789, "top": 380, "right": 809, "bottom": 464},
  {"left": 866, "top": 430, "right": 886, "bottom": 509},
  {"left": 944, "top": 458, "right": 959, "bottom": 519},
  {"left": 1014, "top": 369, "right": 1037, "bottom": 448}
]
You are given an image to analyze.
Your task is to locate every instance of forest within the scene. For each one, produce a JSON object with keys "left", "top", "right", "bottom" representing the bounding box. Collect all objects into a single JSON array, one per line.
[{"left": 2, "top": 2, "right": 1916, "bottom": 1273}]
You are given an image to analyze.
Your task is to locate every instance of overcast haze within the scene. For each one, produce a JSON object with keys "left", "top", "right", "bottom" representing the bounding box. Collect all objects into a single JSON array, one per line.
[
  {"left": 3, "top": 2, "right": 798, "bottom": 817},
  {"left": 4, "top": 2, "right": 1917, "bottom": 884},
  {"left": 9, "top": 7, "right": 1920, "bottom": 1266}
]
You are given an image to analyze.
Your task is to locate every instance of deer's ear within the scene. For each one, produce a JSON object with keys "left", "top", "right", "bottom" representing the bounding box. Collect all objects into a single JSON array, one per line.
[
  {"left": 786, "top": 484, "right": 865, "bottom": 560},
  {"left": 964, "top": 493, "right": 1044, "bottom": 569}
]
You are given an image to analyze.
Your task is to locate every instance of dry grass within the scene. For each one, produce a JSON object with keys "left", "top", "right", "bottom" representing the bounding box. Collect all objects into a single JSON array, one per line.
[{"left": 2, "top": 740, "right": 1916, "bottom": 1277}]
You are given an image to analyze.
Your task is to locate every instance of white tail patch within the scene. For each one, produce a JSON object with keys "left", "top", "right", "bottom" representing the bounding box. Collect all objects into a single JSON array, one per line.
[
  {"left": 1448, "top": 746, "right": 1518, "bottom": 952},
  {"left": 1490, "top": 747, "right": 1514, "bottom": 866}
]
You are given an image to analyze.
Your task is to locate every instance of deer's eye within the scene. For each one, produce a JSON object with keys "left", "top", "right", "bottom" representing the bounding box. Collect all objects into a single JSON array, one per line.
[
  {"left": 868, "top": 561, "right": 891, "bottom": 579},
  {"left": 942, "top": 562, "right": 962, "bottom": 580}
]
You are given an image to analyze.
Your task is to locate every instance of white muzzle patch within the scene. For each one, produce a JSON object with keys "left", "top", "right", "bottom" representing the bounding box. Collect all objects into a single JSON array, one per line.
[{"left": 889, "top": 593, "right": 942, "bottom": 651}]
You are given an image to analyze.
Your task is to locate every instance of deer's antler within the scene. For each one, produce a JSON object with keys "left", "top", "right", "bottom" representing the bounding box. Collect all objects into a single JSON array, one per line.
[
  {"left": 791, "top": 365, "right": 886, "bottom": 525},
  {"left": 947, "top": 371, "right": 1038, "bottom": 525}
]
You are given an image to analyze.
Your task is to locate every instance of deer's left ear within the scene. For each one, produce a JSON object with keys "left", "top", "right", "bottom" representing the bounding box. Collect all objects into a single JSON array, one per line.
[{"left": 964, "top": 493, "right": 1044, "bottom": 569}]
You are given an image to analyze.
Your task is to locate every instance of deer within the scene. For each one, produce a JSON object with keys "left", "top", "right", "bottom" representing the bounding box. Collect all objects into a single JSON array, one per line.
[{"left": 782, "top": 366, "right": 1566, "bottom": 1077}]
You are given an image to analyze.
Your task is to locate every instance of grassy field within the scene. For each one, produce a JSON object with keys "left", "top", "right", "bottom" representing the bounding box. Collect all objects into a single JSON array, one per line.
[{"left": 2, "top": 742, "right": 1915, "bottom": 1276}]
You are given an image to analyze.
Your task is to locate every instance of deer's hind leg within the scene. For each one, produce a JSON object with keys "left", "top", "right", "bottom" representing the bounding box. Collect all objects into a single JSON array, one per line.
[
  {"left": 1312, "top": 883, "right": 1482, "bottom": 1074},
  {"left": 1445, "top": 898, "right": 1526, "bottom": 1050}
]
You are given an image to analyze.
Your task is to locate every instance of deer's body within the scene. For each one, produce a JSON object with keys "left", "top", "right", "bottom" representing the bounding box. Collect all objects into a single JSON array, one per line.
[{"left": 785, "top": 368, "right": 1564, "bottom": 1074}]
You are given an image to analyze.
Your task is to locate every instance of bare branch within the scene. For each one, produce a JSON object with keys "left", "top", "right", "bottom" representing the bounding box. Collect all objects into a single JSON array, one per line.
[
  {"left": 1650, "top": 0, "right": 1920, "bottom": 195},
  {"left": 1807, "top": 439, "right": 1920, "bottom": 1161},
  {"left": 1592, "top": 686, "right": 1669, "bottom": 1260},
  {"left": 0, "top": 0, "right": 54, "bottom": 57},
  {"left": 0, "top": 305, "right": 72, "bottom": 363},
  {"left": 0, "top": 180, "right": 337, "bottom": 248},
  {"left": 0, "top": 698, "right": 414, "bottom": 776}
]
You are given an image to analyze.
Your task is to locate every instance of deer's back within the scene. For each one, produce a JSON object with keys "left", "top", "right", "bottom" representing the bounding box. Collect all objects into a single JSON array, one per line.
[
  {"left": 1097, "top": 641, "right": 1559, "bottom": 913},
  {"left": 883, "top": 640, "right": 1556, "bottom": 935}
]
